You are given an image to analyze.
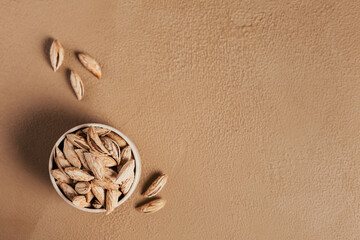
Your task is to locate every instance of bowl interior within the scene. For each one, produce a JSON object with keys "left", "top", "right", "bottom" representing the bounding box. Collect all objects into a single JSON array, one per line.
[{"left": 49, "top": 123, "right": 141, "bottom": 212}]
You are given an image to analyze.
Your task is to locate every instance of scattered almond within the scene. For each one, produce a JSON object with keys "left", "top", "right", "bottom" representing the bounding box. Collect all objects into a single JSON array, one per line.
[
  {"left": 69, "top": 70, "right": 84, "bottom": 101},
  {"left": 143, "top": 174, "right": 168, "bottom": 198},
  {"left": 49, "top": 39, "right": 64, "bottom": 72},
  {"left": 78, "top": 53, "right": 102, "bottom": 79},
  {"left": 136, "top": 199, "right": 166, "bottom": 214}
]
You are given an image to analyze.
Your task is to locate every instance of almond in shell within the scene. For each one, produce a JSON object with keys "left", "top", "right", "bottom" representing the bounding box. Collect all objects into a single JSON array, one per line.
[
  {"left": 72, "top": 196, "right": 91, "bottom": 208},
  {"left": 55, "top": 155, "right": 71, "bottom": 169},
  {"left": 74, "top": 149, "right": 90, "bottom": 170},
  {"left": 143, "top": 174, "right": 168, "bottom": 198},
  {"left": 107, "top": 132, "right": 127, "bottom": 148},
  {"left": 66, "top": 134, "right": 89, "bottom": 150},
  {"left": 101, "top": 137, "right": 121, "bottom": 164},
  {"left": 87, "top": 126, "right": 110, "bottom": 155},
  {"left": 84, "top": 152, "right": 105, "bottom": 179},
  {"left": 85, "top": 190, "right": 94, "bottom": 203},
  {"left": 120, "top": 172, "right": 134, "bottom": 195},
  {"left": 54, "top": 156, "right": 71, "bottom": 176},
  {"left": 55, "top": 146, "right": 65, "bottom": 159},
  {"left": 104, "top": 168, "right": 117, "bottom": 182},
  {"left": 136, "top": 199, "right": 166, "bottom": 214},
  {"left": 63, "top": 139, "right": 82, "bottom": 168},
  {"left": 75, "top": 181, "right": 91, "bottom": 194},
  {"left": 82, "top": 127, "right": 110, "bottom": 136},
  {"left": 65, "top": 167, "right": 94, "bottom": 181},
  {"left": 49, "top": 39, "right": 64, "bottom": 72},
  {"left": 92, "top": 178, "right": 119, "bottom": 190},
  {"left": 91, "top": 181, "right": 105, "bottom": 206},
  {"left": 78, "top": 53, "right": 102, "bottom": 79},
  {"left": 69, "top": 70, "right": 84, "bottom": 101},
  {"left": 54, "top": 147, "right": 71, "bottom": 173},
  {"left": 120, "top": 146, "right": 132, "bottom": 163},
  {"left": 96, "top": 155, "right": 117, "bottom": 167},
  {"left": 115, "top": 159, "right": 135, "bottom": 185},
  {"left": 56, "top": 181, "right": 78, "bottom": 200},
  {"left": 51, "top": 169, "right": 72, "bottom": 184},
  {"left": 106, "top": 189, "right": 121, "bottom": 215}
]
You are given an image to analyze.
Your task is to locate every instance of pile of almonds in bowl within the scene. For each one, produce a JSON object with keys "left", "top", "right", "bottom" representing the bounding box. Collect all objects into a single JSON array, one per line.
[{"left": 49, "top": 123, "right": 141, "bottom": 215}]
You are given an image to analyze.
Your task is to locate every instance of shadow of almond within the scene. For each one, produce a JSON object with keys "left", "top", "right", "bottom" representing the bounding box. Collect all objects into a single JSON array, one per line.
[
  {"left": 12, "top": 103, "right": 102, "bottom": 185},
  {"left": 141, "top": 171, "right": 163, "bottom": 194},
  {"left": 74, "top": 50, "right": 81, "bottom": 58},
  {"left": 42, "top": 37, "right": 53, "bottom": 69}
]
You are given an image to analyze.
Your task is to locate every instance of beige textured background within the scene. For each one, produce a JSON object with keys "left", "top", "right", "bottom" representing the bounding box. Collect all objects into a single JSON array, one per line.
[{"left": 1, "top": 1, "right": 360, "bottom": 239}]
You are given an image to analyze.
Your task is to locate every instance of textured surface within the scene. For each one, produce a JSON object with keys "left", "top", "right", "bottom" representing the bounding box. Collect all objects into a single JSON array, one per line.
[{"left": 1, "top": 1, "right": 360, "bottom": 239}]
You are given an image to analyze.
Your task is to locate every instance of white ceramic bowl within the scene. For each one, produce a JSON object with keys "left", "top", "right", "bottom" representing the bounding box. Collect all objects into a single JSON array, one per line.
[{"left": 49, "top": 123, "right": 141, "bottom": 212}]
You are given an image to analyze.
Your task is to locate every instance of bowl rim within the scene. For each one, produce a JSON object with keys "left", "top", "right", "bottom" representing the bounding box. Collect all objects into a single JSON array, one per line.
[{"left": 48, "top": 123, "right": 141, "bottom": 213}]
